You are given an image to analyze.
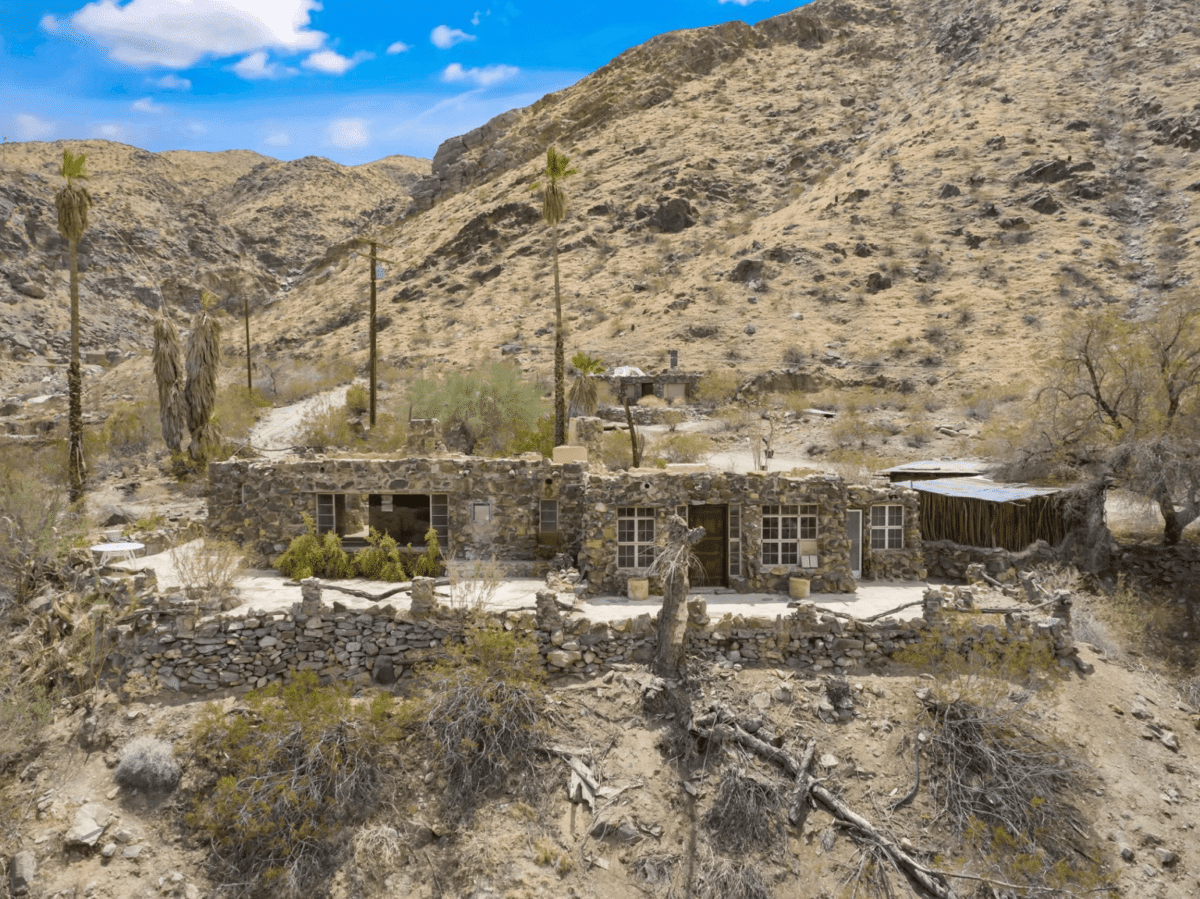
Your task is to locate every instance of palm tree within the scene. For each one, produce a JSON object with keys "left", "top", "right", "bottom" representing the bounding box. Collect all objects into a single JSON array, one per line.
[
  {"left": 567, "top": 351, "right": 605, "bottom": 420},
  {"left": 54, "top": 149, "right": 93, "bottom": 502},
  {"left": 531, "top": 147, "right": 578, "bottom": 447}
]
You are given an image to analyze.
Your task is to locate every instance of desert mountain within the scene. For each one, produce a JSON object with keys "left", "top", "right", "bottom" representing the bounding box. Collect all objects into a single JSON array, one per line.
[{"left": 3, "top": 0, "right": 1200, "bottom": 407}]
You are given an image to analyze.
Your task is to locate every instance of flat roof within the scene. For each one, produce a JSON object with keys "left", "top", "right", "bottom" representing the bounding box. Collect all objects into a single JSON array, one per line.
[
  {"left": 895, "top": 477, "right": 1062, "bottom": 503},
  {"left": 880, "top": 459, "right": 993, "bottom": 475}
]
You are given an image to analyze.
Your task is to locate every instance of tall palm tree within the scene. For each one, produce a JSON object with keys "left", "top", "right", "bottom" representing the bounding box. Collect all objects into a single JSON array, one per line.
[
  {"left": 54, "top": 149, "right": 93, "bottom": 502},
  {"left": 531, "top": 147, "right": 578, "bottom": 447},
  {"left": 568, "top": 351, "right": 605, "bottom": 420}
]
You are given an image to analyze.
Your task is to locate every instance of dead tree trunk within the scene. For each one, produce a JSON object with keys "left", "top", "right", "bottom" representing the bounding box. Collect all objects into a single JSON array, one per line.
[{"left": 650, "top": 515, "right": 704, "bottom": 679}]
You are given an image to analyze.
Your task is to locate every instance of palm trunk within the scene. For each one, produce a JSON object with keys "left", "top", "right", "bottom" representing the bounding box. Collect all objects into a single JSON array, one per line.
[
  {"left": 67, "top": 236, "right": 85, "bottom": 503},
  {"left": 552, "top": 223, "right": 566, "bottom": 447}
]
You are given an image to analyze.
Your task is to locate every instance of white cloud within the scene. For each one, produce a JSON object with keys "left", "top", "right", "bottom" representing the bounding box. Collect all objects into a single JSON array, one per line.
[
  {"left": 441, "top": 62, "right": 518, "bottom": 87},
  {"left": 231, "top": 50, "right": 296, "bottom": 80},
  {"left": 93, "top": 123, "right": 126, "bottom": 140},
  {"left": 471, "top": 10, "right": 480, "bottom": 25},
  {"left": 718, "top": 0, "right": 767, "bottom": 4},
  {"left": 69, "top": 0, "right": 326, "bottom": 68},
  {"left": 184, "top": 121, "right": 208, "bottom": 136},
  {"left": 326, "top": 117, "right": 370, "bottom": 148},
  {"left": 15, "top": 112, "right": 56, "bottom": 139},
  {"left": 153, "top": 73, "right": 191, "bottom": 90},
  {"left": 39, "top": 13, "right": 62, "bottom": 33},
  {"left": 431, "top": 25, "right": 474, "bottom": 49},
  {"left": 386, "top": 41, "right": 410, "bottom": 55},
  {"left": 132, "top": 96, "right": 164, "bottom": 113},
  {"left": 303, "top": 49, "right": 372, "bottom": 75},
  {"left": 264, "top": 129, "right": 291, "bottom": 147}
]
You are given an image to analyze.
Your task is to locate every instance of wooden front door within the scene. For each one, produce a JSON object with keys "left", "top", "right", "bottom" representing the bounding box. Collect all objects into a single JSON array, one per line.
[{"left": 688, "top": 505, "right": 727, "bottom": 587}]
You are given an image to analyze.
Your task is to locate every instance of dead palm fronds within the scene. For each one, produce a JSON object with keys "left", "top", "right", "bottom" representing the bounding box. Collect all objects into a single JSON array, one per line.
[
  {"left": 152, "top": 310, "right": 188, "bottom": 452},
  {"left": 55, "top": 149, "right": 93, "bottom": 502},
  {"left": 184, "top": 293, "right": 222, "bottom": 459}
]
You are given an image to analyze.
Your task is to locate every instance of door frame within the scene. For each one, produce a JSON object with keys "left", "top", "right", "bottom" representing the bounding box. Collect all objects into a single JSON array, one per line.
[{"left": 687, "top": 504, "right": 728, "bottom": 587}]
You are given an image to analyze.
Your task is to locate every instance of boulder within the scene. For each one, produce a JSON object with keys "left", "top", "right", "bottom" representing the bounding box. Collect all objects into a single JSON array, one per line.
[
  {"left": 8, "top": 850, "right": 35, "bottom": 895},
  {"left": 65, "top": 803, "right": 113, "bottom": 849},
  {"left": 730, "top": 259, "right": 765, "bottom": 282},
  {"left": 647, "top": 198, "right": 696, "bottom": 234}
]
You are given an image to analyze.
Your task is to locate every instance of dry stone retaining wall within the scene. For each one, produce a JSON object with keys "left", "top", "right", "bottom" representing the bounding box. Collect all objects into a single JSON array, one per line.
[{"left": 113, "top": 581, "right": 1075, "bottom": 693}]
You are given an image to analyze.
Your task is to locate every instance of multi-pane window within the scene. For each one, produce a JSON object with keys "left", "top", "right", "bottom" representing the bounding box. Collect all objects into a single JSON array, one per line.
[
  {"left": 871, "top": 505, "right": 904, "bottom": 550},
  {"left": 540, "top": 500, "right": 559, "bottom": 533},
  {"left": 316, "top": 493, "right": 337, "bottom": 533},
  {"left": 617, "top": 507, "right": 656, "bottom": 569},
  {"left": 761, "top": 505, "right": 817, "bottom": 566}
]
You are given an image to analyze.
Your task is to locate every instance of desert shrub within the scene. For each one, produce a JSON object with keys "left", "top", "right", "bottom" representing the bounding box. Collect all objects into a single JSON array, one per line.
[
  {"left": 345, "top": 383, "right": 369, "bottom": 416},
  {"left": 446, "top": 555, "right": 504, "bottom": 612},
  {"left": 597, "top": 430, "right": 640, "bottom": 470},
  {"left": 275, "top": 515, "right": 351, "bottom": 580},
  {"left": 352, "top": 528, "right": 400, "bottom": 580},
  {"left": 215, "top": 384, "right": 272, "bottom": 444},
  {"left": 100, "top": 399, "right": 159, "bottom": 454},
  {"left": 702, "top": 767, "right": 786, "bottom": 854},
  {"left": 187, "top": 672, "right": 409, "bottom": 899},
  {"left": 688, "top": 847, "right": 772, "bottom": 899},
  {"left": 170, "top": 533, "right": 246, "bottom": 609},
  {"left": 408, "top": 362, "right": 542, "bottom": 455},
  {"left": 695, "top": 368, "right": 740, "bottom": 405},
  {"left": 114, "top": 736, "right": 181, "bottom": 793},
  {"left": 296, "top": 400, "right": 361, "bottom": 450},
  {"left": 506, "top": 412, "right": 555, "bottom": 458},
  {"left": 648, "top": 433, "right": 715, "bottom": 465},
  {"left": 905, "top": 423, "right": 935, "bottom": 448},
  {"left": 0, "top": 682, "right": 56, "bottom": 775},
  {"left": 0, "top": 446, "right": 83, "bottom": 605},
  {"left": 422, "top": 623, "right": 548, "bottom": 823}
]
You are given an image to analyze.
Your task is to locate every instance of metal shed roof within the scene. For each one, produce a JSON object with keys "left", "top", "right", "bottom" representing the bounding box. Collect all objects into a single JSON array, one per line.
[
  {"left": 895, "top": 477, "right": 1062, "bottom": 503},
  {"left": 880, "top": 460, "right": 993, "bottom": 475}
]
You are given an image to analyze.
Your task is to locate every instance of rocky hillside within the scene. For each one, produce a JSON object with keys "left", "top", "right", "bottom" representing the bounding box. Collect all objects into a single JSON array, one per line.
[
  {"left": 0, "top": 143, "right": 425, "bottom": 396},
  {"left": 3, "top": 0, "right": 1199, "bottom": 413},
  {"left": 252, "top": 0, "right": 1199, "bottom": 398}
]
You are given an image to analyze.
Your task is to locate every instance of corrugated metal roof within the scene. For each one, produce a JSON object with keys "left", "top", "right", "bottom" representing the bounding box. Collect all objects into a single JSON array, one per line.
[
  {"left": 895, "top": 477, "right": 1062, "bottom": 503},
  {"left": 881, "top": 460, "right": 992, "bottom": 475}
]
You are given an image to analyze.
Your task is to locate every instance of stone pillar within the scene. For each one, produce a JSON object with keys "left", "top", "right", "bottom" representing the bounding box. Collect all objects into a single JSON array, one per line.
[
  {"left": 300, "top": 577, "right": 322, "bottom": 614},
  {"left": 922, "top": 588, "right": 943, "bottom": 623},
  {"left": 1052, "top": 590, "right": 1073, "bottom": 629},
  {"left": 411, "top": 577, "right": 436, "bottom": 618},
  {"left": 535, "top": 590, "right": 562, "bottom": 628}
]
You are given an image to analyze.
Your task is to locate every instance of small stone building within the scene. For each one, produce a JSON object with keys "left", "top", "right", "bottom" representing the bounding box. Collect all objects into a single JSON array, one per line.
[{"left": 209, "top": 447, "right": 923, "bottom": 595}]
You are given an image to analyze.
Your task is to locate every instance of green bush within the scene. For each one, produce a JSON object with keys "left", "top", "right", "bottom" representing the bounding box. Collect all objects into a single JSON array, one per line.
[
  {"left": 506, "top": 413, "right": 555, "bottom": 458},
  {"left": 345, "top": 384, "right": 369, "bottom": 416},
  {"left": 695, "top": 368, "right": 740, "bottom": 405},
  {"left": 187, "top": 672, "right": 410, "bottom": 898},
  {"left": 215, "top": 385, "right": 273, "bottom": 445},
  {"left": 276, "top": 519, "right": 441, "bottom": 581},
  {"left": 408, "top": 362, "right": 542, "bottom": 455},
  {"left": 647, "top": 433, "right": 714, "bottom": 465}
]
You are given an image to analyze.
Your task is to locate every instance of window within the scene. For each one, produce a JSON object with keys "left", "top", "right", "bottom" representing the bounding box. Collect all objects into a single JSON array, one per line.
[
  {"left": 430, "top": 494, "right": 449, "bottom": 550},
  {"left": 761, "top": 505, "right": 818, "bottom": 566},
  {"left": 471, "top": 502, "right": 491, "bottom": 523},
  {"left": 617, "top": 507, "right": 656, "bottom": 569},
  {"left": 871, "top": 505, "right": 904, "bottom": 550},
  {"left": 316, "top": 493, "right": 342, "bottom": 534},
  {"left": 729, "top": 504, "right": 741, "bottom": 578},
  {"left": 540, "top": 500, "right": 558, "bottom": 533}
]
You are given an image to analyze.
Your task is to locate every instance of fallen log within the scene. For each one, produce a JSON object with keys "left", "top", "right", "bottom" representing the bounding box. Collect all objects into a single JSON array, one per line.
[{"left": 691, "top": 709, "right": 960, "bottom": 899}]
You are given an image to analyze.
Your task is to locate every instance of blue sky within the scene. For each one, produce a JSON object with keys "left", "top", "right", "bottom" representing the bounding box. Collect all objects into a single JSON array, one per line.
[{"left": 1, "top": 0, "right": 808, "bottom": 164}]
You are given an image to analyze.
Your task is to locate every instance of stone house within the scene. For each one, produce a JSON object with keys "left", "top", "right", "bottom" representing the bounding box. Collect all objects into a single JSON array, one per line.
[{"left": 209, "top": 440, "right": 923, "bottom": 594}]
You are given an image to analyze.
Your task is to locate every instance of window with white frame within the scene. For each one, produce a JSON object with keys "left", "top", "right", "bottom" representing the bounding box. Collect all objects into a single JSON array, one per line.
[
  {"left": 761, "top": 505, "right": 818, "bottom": 566},
  {"left": 871, "top": 505, "right": 904, "bottom": 549},
  {"left": 617, "top": 507, "right": 656, "bottom": 569},
  {"left": 316, "top": 493, "right": 337, "bottom": 534}
]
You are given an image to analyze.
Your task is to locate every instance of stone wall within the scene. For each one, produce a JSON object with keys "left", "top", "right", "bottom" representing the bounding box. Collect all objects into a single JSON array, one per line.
[
  {"left": 111, "top": 582, "right": 1077, "bottom": 693},
  {"left": 208, "top": 455, "right": 588, "bottom": 562},
  {"left": 922, "top": 539, "right": 1064, "bottom": 582},
  {"left": 1117, "top": 544, "right": 1200, "bottom": 594},
  {"left": 577, "top": 471, "right": 921, "bottom": 596}
]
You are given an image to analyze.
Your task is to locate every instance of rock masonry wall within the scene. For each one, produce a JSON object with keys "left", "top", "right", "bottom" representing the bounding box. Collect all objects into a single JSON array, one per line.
[
  {"left": 208, "top": 455, "right": 589, "bottom": 562},
  {"left": 579, "top": 472, "right": 922, "bottom": 596},
  {"left": 1117, "top": 544, "right": 1200, "bottom": 594},
  {"left": 113, "top": 580, "right": 1078, "bottom": 694}
]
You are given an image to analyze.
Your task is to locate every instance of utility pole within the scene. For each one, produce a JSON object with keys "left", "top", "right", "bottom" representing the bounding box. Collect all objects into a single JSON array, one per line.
[
  {"left": 353, "top": 236, "right": 398, "bottom": 429},
  {"left": 244, "top": 293, "right": 252, "bottom": 394}
]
